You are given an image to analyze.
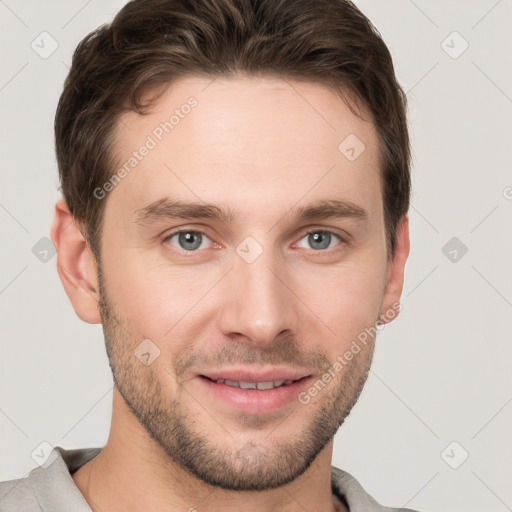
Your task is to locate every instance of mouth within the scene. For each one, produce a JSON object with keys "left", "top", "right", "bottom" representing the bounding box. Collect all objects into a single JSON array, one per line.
[
  {"left": 196, "top": 370, "right": 314, "bottom": 414},
  {"left": 201, "top": 375, "right": 306, "bottom": 390}
]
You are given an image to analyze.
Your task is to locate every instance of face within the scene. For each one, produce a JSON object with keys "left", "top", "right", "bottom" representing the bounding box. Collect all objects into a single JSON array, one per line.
[{"left": 96, "top": 75, "right": 396, "bottom": 491}]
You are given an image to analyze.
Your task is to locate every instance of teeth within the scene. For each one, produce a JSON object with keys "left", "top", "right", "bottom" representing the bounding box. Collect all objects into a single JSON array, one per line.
[
  {"left": 256, "top": 381, "right": 275, "bottom": 390},
  {"left": 214, "top": 378, "right": 294, "bottom": 390},
  {"left": 239, "top": 381, "right": 257, "bottom": 389}
]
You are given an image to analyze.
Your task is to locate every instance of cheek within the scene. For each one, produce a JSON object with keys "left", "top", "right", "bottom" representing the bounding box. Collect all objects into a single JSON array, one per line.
[
  {"left": 101, "top": 247, "right": 219, "bottom": 342},
  {"left": 298, "top": 262, "right": 385, "bottom": 346}
]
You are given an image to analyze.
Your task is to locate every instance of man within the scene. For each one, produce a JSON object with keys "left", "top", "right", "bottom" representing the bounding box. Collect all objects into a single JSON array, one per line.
[{"left": 0, "top": 0, "right": 416, "bottom": 510}]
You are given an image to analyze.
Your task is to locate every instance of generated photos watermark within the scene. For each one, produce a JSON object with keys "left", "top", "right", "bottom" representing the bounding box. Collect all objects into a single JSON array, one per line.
[
  {"left": 93, "top": 96, "right": 198, "bottom": 200},
  {"left": 298, "top": 301, "right": 402, "bottom": 405}
]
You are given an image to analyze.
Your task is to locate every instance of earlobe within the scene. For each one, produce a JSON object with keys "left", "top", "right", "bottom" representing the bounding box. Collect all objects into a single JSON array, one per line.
[
  {"left": 51, "top": 199, "right": 102, "bottom": 324},
  {"left": 379, "top": 214, "right": 410, "bottom": 325}
]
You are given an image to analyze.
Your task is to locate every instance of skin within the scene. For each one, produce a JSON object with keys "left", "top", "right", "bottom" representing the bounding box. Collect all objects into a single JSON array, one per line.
[{"left": 51, "top": 75, "right": 409, "bottom": 512}]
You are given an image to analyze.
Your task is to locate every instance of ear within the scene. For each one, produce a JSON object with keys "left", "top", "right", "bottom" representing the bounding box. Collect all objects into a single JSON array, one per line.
[
  {"left": 51, "top": 198, "right": 102, "bottom": 324},
  {"left": 379, "top": 214, "right": 410, "bottom": 325}
]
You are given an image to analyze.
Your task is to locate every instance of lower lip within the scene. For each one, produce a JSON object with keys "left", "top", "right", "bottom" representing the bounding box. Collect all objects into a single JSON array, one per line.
[{"left": 197, "top": 376, "right": 313, "bottom": 414}]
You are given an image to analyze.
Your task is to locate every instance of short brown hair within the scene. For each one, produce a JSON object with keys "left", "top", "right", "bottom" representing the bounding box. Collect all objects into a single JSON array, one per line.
[{"left": 55, "top": 0, "right": 410, "bottom": 260}]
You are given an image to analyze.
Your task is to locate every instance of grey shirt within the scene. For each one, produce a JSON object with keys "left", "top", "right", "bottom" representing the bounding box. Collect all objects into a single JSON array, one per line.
[{"left": 0, "top": 447, "right": 419, "bottom": 511}]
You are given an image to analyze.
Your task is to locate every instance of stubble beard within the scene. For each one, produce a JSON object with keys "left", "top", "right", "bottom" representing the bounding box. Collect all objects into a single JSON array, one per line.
[{"left": 97, "top": 265, "right": 375, "bottom": 491}]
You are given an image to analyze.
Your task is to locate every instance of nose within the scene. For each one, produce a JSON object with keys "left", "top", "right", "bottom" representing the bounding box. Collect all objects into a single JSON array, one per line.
[{"left": 217, "top": 244, "right": 299, "bottom": 348}]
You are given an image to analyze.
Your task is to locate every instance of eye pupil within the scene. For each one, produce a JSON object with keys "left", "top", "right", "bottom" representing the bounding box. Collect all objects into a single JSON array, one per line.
[
  {"left": 178, "top": 232, "right": 202, "bottom": 250},
  {"left": 309, "top": 232, "right": 331, "bottom": 250}
]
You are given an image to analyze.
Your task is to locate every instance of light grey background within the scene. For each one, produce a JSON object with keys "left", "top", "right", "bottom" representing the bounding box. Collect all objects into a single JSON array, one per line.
[{"left": 1, "top": 1, "right": 511, "bottom": 511}]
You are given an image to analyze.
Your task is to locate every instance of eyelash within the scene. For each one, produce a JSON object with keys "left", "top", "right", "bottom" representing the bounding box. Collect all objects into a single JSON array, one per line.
[{"left": 161, "top": 228, "right": 346, "bottom": 254}]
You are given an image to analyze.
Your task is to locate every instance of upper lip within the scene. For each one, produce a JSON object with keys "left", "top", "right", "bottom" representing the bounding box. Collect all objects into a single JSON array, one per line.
[{"left": 199, "top": 367, "right": 312, "bottom": 383}]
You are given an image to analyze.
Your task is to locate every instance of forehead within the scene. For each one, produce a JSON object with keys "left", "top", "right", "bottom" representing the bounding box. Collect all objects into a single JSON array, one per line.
[{"left": 108, "top": 75, "right": 382, "bottom": 226}]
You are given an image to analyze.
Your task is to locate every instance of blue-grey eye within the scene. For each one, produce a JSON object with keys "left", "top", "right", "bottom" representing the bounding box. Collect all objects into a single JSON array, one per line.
[
  {"left": 167, "top": 231, "right": 210, "bottom": 251},
  {"left": 297, "top": 231, "right": 340, "bottom": 251}
]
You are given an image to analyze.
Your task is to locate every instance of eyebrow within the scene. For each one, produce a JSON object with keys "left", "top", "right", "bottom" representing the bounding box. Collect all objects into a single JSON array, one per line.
[{"left": 133, "top": 197, "right": 368, "bottom": 227}]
